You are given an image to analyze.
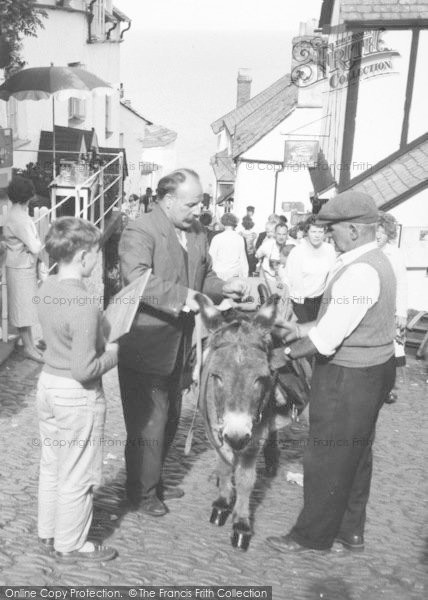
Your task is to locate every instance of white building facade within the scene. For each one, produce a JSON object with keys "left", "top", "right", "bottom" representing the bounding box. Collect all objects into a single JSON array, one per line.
[
  {"left": 1, "top": 0, "right": 130, "bottom": 173},
  {"left": 312, "top": 0, "right": 428, "bottom": 309}
]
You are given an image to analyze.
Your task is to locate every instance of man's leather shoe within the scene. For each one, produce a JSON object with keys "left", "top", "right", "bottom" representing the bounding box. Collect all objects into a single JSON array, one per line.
[
  {"left": 384, "top": 390, "right": 397, "bottom": 404},
  {"left": 161, "top": 486, "right": 185, "bottom": 500},
  {"left": 138, "top": 496, "right": 168, "bottom": 517},
  {"left": 266, "top": 533, "right": 320, "bottom": 553},
  {"left": 332, "top": 534, "right": 364, "bottom": 552}
]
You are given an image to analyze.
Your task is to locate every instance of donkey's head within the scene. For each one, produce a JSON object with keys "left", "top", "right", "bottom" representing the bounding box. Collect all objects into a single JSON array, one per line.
[{"left": 196, "top": 294, "right": 278, "bottom": 452}]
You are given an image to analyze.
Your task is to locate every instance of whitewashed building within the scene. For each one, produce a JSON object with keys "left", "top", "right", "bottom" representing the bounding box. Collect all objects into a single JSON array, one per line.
[
  {"left": 119, "top": 98, "right": 177, "bottom": 196},
  {"left": 211, "top": 22, "right": 326, "bottom": 232},
  {"left": 311, "top": 0, "right": 428, "bottom": 309},
  {"left": 1, "top": 0, "right": 131, "bottom": 173}
]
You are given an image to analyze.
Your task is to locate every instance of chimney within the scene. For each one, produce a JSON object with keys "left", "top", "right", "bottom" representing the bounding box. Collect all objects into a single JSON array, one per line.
[{"left": 236, "top": 69, "right": 252, "bottom": 108}]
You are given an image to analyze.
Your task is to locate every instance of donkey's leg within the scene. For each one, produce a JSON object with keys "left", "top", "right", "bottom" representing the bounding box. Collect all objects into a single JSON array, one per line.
[
  {"left": 210, "top": 456, "right": 234, "bottom": 527},
  {"left": 231, "top": 452, "right": 258, "bottom": 550}
]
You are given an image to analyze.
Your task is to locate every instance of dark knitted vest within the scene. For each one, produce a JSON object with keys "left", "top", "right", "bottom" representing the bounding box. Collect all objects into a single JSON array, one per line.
[{"left": 317, "top": 248, "right": 396, "bottom": 367}]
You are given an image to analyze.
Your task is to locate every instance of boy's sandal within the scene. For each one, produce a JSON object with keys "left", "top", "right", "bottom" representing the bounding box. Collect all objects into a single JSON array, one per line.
[{"left": 55, "top": 544, "right": 117, "bottom": 563}]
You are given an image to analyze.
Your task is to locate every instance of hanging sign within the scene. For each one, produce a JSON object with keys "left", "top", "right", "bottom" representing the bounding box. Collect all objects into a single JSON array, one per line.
[{"left": 284, "top": 140, "right": 319, "bottom": 167}]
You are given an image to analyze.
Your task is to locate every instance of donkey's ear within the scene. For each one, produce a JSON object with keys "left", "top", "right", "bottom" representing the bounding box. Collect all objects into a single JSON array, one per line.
[
  {"left": 253, "top": 295, "right": 279, "bottom": 329},
  {"left": 194, "top": 293, "right": 224, "bottom": 331}
]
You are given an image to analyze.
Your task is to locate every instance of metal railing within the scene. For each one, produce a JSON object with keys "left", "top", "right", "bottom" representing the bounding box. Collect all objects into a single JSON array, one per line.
[{"left": 0, "top": 151, "right": 124, "bottom": 342}]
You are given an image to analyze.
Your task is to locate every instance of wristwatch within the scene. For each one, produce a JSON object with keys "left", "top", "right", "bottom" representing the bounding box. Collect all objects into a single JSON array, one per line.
[{"left": 284, "top": 347, "right": 292, "bottom": 356}]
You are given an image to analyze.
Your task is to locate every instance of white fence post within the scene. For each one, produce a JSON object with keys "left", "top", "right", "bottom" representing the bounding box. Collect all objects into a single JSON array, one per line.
[
  {"left": 118, "top": 152, "right": 124, "bottom": 211},
  {"left": 99, "top": 170, "right": 105, "bottom": 231}
]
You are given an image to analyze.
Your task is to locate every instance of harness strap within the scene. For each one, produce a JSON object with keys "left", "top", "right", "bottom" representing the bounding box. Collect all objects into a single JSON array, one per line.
[{"left": 184, "top": 313, "right": 203, "bottom": 455}]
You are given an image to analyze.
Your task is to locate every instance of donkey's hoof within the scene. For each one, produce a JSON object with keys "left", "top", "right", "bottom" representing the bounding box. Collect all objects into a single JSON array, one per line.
[
  {"left": 210, "top": 502, "right": 231, "bottom": 527},
  {"left": 231, "top": 523, "right": 252, "bottom": 551}
]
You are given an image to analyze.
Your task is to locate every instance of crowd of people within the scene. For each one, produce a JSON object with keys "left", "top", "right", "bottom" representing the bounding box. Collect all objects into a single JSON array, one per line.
[{"left": 0, "top": 170, "right": 409, "bottom": 562}]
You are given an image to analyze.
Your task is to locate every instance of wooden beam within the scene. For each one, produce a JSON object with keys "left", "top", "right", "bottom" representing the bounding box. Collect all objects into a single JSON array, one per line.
[
  {"left": 400, "top": 29, "right": 419, "bottom": 149},
  {"left": 346, "top": 20, "right": 428, "bottom": 31},
  {"left": 338, "top": 33, "right": 363, "bottom": 191}
]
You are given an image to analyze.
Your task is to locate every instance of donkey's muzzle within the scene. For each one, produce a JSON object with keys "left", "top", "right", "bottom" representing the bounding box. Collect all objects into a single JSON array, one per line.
[{"left": 224, "top": 432, "right": 251, "bottom": 451}]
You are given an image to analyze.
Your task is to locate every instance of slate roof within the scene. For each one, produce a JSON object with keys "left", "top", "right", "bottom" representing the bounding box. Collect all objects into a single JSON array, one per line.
[
  {"left": 337, "top": 0, "right": 428, "bottom": 24},
  {"left": 211, "top": 74, "right": 294, "bottom": 136},
  {"left": 343, "top": 133, "right": 428, "bottom": 209},
  {"left": 120, "top": 100, "right": 152, "bottom": 125},
  {"left": 141, "top": 123, "right": 177, "bottom": 148},
  {"left": 38, "top": 125, "right": 97, "bottom": 167},
  {"left": 210, "top": 149, "right": 236, "bottom": 183},
  {"left": 231, "top": 84, "right": 297, "bottom": 158}
]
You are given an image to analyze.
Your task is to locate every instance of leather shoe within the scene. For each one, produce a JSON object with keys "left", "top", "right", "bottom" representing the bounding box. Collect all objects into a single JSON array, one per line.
[
  {"left": 161, "top": 486, "right": 185, "bottom": 500},
  {"left": 266, "top": 533, "right": 321, "bottom": 553},
  {"left": 332, "top": 534, "right": 364, "bottom": 552},
  {"left": 384, "top": 390, "right": 397, "bottom": 404},
  {"left": 138, "top": 495, "right": 168, "bottom": 517}
]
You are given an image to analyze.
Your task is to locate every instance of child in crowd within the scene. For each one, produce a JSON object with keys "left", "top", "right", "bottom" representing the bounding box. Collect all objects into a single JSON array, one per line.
[{"left": 36, "top": 217, "right": 118, "bottom": 563}]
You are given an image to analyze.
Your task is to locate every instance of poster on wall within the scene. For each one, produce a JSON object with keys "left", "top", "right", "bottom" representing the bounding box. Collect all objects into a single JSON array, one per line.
[{"left": 399, "top": 226, "right": 428, "bottom": 268}]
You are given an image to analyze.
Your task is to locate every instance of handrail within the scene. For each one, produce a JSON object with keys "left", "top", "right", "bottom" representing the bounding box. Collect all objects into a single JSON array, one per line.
[{"left": 0, "top": 151, "right": 125, "bottom": 343}]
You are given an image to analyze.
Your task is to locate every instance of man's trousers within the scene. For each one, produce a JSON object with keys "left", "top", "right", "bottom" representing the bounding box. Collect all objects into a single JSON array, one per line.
[
  {"left": 290, "top": 356, "right": 395, "bottom": 550},
  {"left": 118, "top": 362, "right": 182, "bottom": 501}
]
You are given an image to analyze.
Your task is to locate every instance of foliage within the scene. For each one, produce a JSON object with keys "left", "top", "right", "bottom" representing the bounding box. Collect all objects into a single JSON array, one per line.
[{"left": 0, "top": 0, "right": 47, "bottom": 74}]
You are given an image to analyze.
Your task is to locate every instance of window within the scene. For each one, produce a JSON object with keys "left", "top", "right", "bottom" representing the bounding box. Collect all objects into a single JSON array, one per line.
[
  {"left": 105, "top": 95, "right": 113, "bottom": 137},
  {"left": 68, "top": 97, "right": 86, "bottom": 122},
  {"left": 92, "top": 0, "right": 106, "bottom": 39}
]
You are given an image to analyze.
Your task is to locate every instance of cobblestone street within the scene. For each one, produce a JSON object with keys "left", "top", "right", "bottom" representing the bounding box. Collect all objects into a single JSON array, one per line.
[{"left": 0, "top": 351, "right": 427, "bottom": 599}]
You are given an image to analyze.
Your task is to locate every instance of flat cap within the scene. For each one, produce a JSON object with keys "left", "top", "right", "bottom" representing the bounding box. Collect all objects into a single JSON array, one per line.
[{"left": 316, "top": 191, "right": 378, "bottom": 225}]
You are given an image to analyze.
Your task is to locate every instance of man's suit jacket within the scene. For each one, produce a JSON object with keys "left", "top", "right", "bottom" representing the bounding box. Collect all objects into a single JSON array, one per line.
[{"left": 118, "top": 205, "right": 224, "bottom": 376}]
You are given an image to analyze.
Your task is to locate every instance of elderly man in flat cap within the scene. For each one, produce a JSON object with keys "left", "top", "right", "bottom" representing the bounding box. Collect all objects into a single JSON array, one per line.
[{"left": 268, "top": 191, "right": 396, "bottom": 553}]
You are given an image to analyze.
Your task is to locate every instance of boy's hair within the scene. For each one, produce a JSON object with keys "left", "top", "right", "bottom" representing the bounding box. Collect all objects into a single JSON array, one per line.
[
  {"left": 45, "top": 217, "right": 102, "bottom": 263},
  {"left": 242, "top": 215, "right": 254, "bottom": 230}
]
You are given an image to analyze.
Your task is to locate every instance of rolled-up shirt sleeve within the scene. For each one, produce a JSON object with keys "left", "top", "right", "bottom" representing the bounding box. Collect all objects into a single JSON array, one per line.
[{"left": 308, "top": 263, "right": 380, "bottom": 356}]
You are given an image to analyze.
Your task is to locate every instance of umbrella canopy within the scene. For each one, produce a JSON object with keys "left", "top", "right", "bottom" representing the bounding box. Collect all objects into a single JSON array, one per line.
[{"left": 0, "top": 66, "right": 112, "bottom": 101}]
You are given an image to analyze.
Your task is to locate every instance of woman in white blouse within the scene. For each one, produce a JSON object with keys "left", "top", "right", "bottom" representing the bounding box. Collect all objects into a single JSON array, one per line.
[
  {"left": 209, "top": 213, "right": 248, "bottom": 281},
  {"left": 282, "top": 216, "right": 336, "bottom": 323},
  {"left": 4, "top": 177, "right": 43, "bottom": 362}
]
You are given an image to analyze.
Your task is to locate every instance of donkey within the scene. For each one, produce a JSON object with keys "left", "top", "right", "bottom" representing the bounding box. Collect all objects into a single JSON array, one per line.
[{"left": 195, "top": 293, "right": 310, "bottom": 550}]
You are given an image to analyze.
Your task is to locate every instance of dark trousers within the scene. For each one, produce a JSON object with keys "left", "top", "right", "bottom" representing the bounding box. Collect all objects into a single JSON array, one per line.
[
  {"left": 290, "top": 356, "right": 395, "bottom": 550},
  {"left": 292, "top": 295, "right": 323, "bottom": 323},
  {"left": 118, "top": 361, "right": 183, "bottom": 500}
]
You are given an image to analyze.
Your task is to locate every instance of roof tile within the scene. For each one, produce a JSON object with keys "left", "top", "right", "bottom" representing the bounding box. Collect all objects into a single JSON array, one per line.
[{"left": 347, "top": 135, "right": 428, "bottom": 207}]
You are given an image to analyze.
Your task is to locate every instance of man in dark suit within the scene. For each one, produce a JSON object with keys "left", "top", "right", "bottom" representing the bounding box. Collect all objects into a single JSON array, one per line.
[{"left": 118, "top": 168, "right": 247, "bottom": 516}]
